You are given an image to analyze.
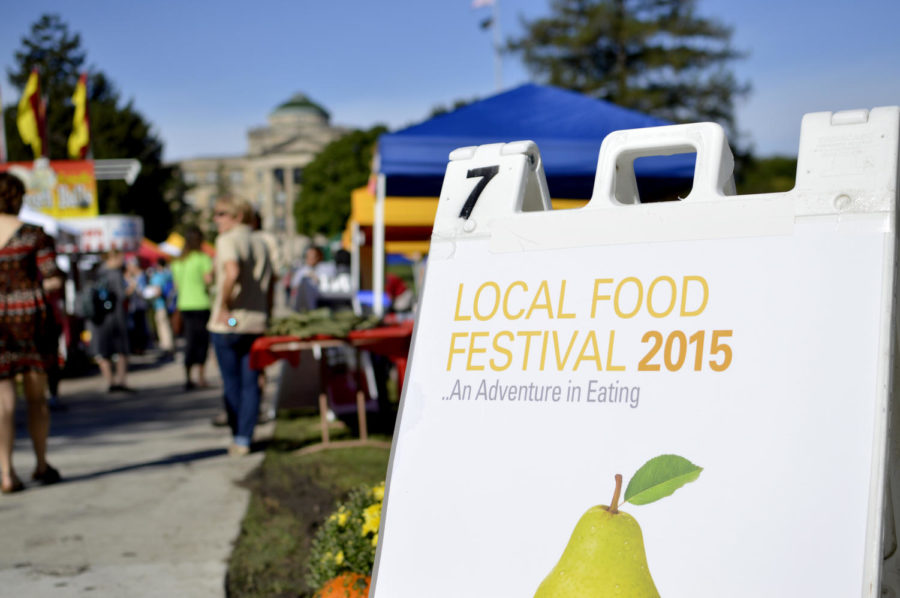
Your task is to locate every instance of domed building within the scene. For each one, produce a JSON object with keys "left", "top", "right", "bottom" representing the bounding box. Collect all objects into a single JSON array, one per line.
[{"left": 175, "top": 93, "right": 347, "bottom": 267}]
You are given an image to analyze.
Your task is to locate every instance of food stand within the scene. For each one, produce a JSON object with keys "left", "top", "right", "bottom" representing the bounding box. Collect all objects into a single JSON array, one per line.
[{"left": 250, "top": 319, "right": 414, "bottom": 448}]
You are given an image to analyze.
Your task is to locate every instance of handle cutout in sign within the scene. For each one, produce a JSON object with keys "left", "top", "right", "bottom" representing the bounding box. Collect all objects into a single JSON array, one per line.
[{"left": 630, "top": 153, "right": 696, "bottom": 204}]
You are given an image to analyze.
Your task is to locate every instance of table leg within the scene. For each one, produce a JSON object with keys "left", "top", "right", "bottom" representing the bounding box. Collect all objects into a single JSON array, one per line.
[
  {"left": 356, "top": 390, "right": 368, "bottom": 441},
  {"left": 318, "top": 392, "right": 330, "bottom": 444}
]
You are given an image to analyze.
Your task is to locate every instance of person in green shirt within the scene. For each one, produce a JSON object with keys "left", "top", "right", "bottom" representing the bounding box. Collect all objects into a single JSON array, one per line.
[{"left": 171, "top": 226, "right": 214, "bottom": 390}]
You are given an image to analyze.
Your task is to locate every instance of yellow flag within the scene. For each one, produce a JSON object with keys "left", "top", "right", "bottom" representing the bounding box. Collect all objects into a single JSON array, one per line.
[
  {"left": 16, "top": 69, "right": 44, "bottom": 159},
  {"left": 68, "top": 73, "right": 90, "bottom": 159}
]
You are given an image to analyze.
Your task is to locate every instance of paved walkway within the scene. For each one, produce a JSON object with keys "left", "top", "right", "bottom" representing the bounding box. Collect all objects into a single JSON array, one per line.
[{"left": 0, "top": 353, "right": 273, "bottom": 597}]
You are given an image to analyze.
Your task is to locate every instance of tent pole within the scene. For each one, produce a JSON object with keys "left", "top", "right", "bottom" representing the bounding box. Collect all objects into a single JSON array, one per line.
[
  {"left": 373, "top": 174, "right": 386, "bottom": 316},
  {"left": 351, "top": 221, "right": 362, "bottom": 315}
]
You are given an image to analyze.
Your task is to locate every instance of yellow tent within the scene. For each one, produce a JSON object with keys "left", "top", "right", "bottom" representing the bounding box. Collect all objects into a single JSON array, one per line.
[
  {"left": 342, "top": 187, "right": 435, "bottom": 255},
  {"left": 342, "top": 186, "right": 588, "bottom": 257}
]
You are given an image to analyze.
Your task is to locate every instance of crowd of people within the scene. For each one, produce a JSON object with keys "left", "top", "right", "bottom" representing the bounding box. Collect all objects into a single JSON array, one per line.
[
  {"left": 81, "top": 194, "right": 281, "bottom": 457},
  {"left": 0, "top": 173, "right": 370, "bottom": 490}
]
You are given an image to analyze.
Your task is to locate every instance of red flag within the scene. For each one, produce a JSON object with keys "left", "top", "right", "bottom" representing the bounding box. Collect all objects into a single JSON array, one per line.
[
  {"left": 68, "top": 73, "right": 90, "bottom": 159},
  {"left": 17, "top": 69, "right": 46, "bottom": 158}
]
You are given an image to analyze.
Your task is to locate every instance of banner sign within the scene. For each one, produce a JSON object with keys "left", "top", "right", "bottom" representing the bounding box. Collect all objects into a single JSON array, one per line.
[
  {"left": 372, "top": 111, "right": 899, "bottom": 597},
  {"left": 0, "top": 159, "right": 99, "bottom": 219},
  {"left": 59, "top": 215, "right": 143, "bottom": 254}
]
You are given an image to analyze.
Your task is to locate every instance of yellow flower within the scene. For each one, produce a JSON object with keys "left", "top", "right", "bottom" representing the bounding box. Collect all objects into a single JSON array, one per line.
[
  {"left": 329, "top": 506, "right": 349, "bottom": 527},
  {"left": 361, "top": 502, "right": 382, "bottom": 536},
  {"left": 371, "top": 532, "right": 379, "bottom": 547},
  {"left": 334, "top": 550, "right": 344, "bottom": 565},
  {"left": 372, "top": 482, "right": 385, "bottom": 502},
  {"left": 322, "top": 551, "right": 333, "bottom": 564}
]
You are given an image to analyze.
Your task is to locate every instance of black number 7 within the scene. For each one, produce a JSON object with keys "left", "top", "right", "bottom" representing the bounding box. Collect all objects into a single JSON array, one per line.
[{"left": 459, "top": 165, "right": 499, "bottom": 219}]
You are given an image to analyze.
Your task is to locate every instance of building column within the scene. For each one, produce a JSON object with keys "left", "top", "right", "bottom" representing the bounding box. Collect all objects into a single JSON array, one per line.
[
  {"left": 262, "top": 166, "right": 275, "bottom": 230},
  {"left": 284, "top": 163, "right": 295, "bottom": 235}
]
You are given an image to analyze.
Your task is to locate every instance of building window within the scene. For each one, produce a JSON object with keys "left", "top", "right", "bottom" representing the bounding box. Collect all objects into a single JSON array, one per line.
[
  {"left": 184, "top": 172, "right": 197, "bottom": 184},
  {"left": 293, "top": 168, "right": 303, "bottom": 184},
  {"left": 275, "top": 217, "right": 286, "bottom": 232},
  {"left": 230, "top": 170, "right": 243, "bottom": 184},
  {"left": 273, "top": 168, "right": 285, "bottom": 187},
  {"left": 205, "top": 171, "right": 217, "bottom": 184}
]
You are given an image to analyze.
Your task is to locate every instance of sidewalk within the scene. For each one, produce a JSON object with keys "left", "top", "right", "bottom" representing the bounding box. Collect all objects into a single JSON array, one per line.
[{"left": 0, "top": 353, "right": 273, "bottom": 597}]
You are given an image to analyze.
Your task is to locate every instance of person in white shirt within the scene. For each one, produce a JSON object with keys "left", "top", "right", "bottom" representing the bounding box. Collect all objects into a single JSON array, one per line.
[{"left": 288, "top": 245, "right": 335, "bottom": 312}]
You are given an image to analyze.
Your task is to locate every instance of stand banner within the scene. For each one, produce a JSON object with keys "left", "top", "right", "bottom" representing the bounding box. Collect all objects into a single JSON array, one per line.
[{"left": 0, "top": 159, "right": 98, "bottom": 219}]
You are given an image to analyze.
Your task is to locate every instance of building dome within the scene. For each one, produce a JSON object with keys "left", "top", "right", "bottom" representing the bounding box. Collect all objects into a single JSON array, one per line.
[{"left": 272, "top": 93, "right": 330, "bottom": 122}]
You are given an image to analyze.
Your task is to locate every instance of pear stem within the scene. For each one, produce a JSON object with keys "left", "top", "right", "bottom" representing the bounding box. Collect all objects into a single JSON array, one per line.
[{"left": 608, "top": 473, "right": 623, "bottom": 514}]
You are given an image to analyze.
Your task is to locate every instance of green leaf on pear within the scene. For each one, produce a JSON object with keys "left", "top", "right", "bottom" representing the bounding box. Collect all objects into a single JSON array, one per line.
[{"left": 624, "top": 454, "right": 702, "bottom": 506}]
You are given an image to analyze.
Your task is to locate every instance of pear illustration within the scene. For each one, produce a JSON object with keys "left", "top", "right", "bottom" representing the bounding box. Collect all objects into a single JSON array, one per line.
[
  {"left": 534, "top": 455, "right": 702, "bottom": 597},
  {"left": 534, "top": 474, "right": 659, "bottom": 597}
]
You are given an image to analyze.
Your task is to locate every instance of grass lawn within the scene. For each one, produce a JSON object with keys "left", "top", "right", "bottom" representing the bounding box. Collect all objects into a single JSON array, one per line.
[{"left": 227, "top": 410, "right": 392, "bottom": 597}]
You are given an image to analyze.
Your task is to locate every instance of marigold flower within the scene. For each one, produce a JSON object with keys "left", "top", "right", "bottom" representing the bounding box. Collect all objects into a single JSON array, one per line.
[
  {"left": 361, "top": 503, "right": 381, "bottom": 536},
  {"left": 335, "top": 550, "right": 345, "bottom": 565},
  {"left": 372, "top": 482, "right": 385, "bottom": 501}
]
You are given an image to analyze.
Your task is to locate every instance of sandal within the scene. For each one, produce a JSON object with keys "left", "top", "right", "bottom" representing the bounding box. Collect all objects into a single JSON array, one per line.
[
  {"left": 32, "top": 465, "right": 61, "bottom": 486},
  {"left": 1, "top": 478, "right": 24, "bottom": 494}
]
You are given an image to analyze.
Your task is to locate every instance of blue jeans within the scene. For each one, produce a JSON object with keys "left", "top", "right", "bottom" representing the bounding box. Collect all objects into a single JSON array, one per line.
[{"left": 211, "top": 333, "right": 261, "bottom": 447}]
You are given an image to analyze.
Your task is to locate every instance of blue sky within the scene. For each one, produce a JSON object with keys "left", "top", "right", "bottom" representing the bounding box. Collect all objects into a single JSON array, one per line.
[{"left": 1, "top": 0, "right": 898, "bottom": 161}]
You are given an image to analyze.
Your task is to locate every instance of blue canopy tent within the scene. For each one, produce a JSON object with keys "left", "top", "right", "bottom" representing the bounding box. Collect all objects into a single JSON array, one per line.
[
  {"left": 378, "top": 83, "right": 695, "bottom": 200},
  {"left": 366, "top": 84, "right": 696, "bottom": 313}
]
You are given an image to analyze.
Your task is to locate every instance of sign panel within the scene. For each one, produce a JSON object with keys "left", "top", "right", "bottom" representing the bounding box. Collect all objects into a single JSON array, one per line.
[
  {"left": 373, "top": 111, "right": 899, "bottom": 597},
  {"left": 0, "top": 159, "right": 99, "bottom": 219}
]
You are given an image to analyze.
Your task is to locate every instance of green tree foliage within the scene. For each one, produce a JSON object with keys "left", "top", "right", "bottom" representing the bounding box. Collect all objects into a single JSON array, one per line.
[
  {"left": 428, "top": 96, "right": 478, "bottom": 119},
  {"left": 508, "top": 0, "right": 749, "bottom": 139},
  {"left": 3, "top": 14, "right": 182, "bottom": 241},
  {"left": 734, "top": 155, "right": 797, "bottom": 195},
  {"left": 294, "top": 125, "right": 387, "bottom": 237}
]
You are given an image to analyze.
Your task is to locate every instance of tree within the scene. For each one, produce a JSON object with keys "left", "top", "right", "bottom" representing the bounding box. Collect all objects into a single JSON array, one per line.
[
  {"left": 734, "top": 155, "right": 796, "bottom": 195},
  {"left": 508, "top": 0, "right": 749, "bottom": 139},
  {"left": 294, "top": 125, "right": 387, "bottom": 237},
  {"left": 3, "top": 14, "right": 182, "bottom": 240},
  {"left": 427, "top": 96, "right": 478, "bottom": 119}
]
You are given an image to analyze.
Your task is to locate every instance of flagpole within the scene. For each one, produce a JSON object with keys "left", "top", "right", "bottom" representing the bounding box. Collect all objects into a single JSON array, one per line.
[
  {"left": 0, "top": 84, "right": 7, "bottom": 163},
  {"left": 85, "top": 73, "right": 93, "bottom": 160},
  {"left": 492, "top": 0, "right": 503, "bottom": 92},
  {"left": 40, "top": 91, "right": 48, "bottom": 158}
]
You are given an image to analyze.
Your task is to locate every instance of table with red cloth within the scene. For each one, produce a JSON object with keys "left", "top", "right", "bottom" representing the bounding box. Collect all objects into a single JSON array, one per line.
[
  {"left": 249, "top": 319, "right": 414, "bottom": 392},
  {"left": 249, "top": 320, "right": 413, "bottom": 446}
]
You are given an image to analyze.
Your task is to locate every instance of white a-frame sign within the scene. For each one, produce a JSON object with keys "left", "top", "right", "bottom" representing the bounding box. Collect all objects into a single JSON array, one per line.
[{"left": 372, "top": 108, "right": 900, "bottom": 598}]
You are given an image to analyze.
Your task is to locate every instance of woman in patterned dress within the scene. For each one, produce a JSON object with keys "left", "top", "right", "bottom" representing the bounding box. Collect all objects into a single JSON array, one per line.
[{"left": 0, "top": 172, "right": 63, "bottom": 493}]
